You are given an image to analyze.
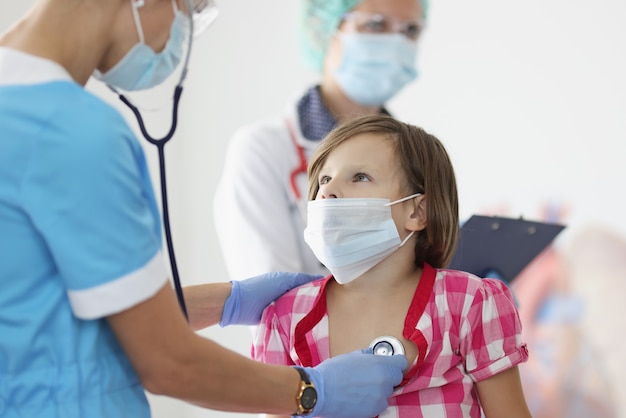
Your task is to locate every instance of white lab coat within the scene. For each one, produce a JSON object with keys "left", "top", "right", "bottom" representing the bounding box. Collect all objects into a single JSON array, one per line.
[{"left": 214, "top": 96, "right": 329, "bottom": 280}]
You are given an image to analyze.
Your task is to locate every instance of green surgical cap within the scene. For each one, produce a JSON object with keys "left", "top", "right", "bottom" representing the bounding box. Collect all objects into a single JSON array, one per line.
[{"left": 298, "top": 0, "right": 429, "bottom": 71}]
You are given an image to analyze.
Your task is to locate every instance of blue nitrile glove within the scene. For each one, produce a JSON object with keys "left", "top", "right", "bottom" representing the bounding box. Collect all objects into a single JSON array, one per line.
[
  {"left": 304, "top": 348, "right": 408, "bottom": 418},
  {"left": 220, "top": 272, "right": 322, "bottom": 327}
]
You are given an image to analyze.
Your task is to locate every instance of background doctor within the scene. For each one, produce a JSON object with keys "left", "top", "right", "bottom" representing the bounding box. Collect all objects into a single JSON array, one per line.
[
  {"left": 213, "top": 0, "right": 427, "bottom": 279},
  {"left": 0, "top": 0, "right": 407, "bottom": 417}
]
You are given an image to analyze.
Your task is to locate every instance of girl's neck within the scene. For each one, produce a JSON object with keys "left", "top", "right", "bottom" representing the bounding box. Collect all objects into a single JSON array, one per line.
[
  {"left": 325, "top": 249, "right": 423, "bottom": 363},
  {"left": 329, "top": 248, "right": 422, "bottom": 300}
]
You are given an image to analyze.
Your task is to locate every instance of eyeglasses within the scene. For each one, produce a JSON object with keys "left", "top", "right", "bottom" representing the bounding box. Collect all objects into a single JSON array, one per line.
[
  {"left": 185, "top": 0, "right": 219, "bottom": 37},
  {"left": 341, "top": 11, "right": 424, "bottom": 41}
]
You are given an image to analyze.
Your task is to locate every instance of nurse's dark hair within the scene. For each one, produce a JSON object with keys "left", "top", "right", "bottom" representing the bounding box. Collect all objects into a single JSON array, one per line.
[{"left": 307, "top": 114, "right": 459, "bottom": 268}]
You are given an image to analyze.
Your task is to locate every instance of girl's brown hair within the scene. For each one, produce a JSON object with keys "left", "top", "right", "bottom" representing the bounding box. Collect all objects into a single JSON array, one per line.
[{"left": 307, "top": 114, "right": 459, "bottom": 268}]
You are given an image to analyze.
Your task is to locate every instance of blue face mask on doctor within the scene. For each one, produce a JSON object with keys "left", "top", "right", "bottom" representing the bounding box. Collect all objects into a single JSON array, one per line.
[
  {"left": 93, "top": 0, "right": 190, "bottom": 91},
  {"left": 335, "top": 32, "right": 418, "bottom": 107}
]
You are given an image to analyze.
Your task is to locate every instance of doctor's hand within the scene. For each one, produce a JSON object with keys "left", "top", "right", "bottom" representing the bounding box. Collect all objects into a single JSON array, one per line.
[
  {"left": 220, "top": 272, "right": 321, "bottom": 327},
  {"left": 306, "top": 348, "right": 408, "bottom": 418}
]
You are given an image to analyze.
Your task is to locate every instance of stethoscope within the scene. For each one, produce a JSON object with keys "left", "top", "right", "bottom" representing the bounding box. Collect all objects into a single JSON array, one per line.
[
  {"left": 369, "top": 336, "right": 406, "bottom": 357},
  {"left": 109, "top": 0, "right": 218, "bottom": 321}
]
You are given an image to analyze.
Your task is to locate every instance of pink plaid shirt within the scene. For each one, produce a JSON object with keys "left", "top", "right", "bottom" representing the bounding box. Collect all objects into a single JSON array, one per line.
[{"left": 252, "top": 264, "right": 529, "bottom": 418}]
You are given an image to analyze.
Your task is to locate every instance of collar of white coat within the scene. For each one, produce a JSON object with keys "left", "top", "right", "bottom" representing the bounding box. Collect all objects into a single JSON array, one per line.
[
  {"left": 284, "top": 87, "right": 394, "bottom": 151},
  {"left": 284, "top": 95, "right": 325, "bottom": 152}
]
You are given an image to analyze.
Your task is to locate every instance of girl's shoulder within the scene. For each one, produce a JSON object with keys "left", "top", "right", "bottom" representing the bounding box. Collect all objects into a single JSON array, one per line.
[
  {"left": 435, "top": 268, "right": 483, "bottom": 292},
  {"left": 433, "top": 268, "right": 516, "bottom": 312},
  {"left": 272, "top": 275, "right": 329, "bottom": 318}
]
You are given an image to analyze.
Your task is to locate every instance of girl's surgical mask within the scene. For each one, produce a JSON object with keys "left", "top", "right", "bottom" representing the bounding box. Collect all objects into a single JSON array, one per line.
[
  {"left": 304, "top": 194, "right": 421, "bottom": 284},
  {"left": 93, "top": 0, "right": 190, "bottom": 91},
  {"left": 334, "top": 33, "right": 418, "bottom": 106}
]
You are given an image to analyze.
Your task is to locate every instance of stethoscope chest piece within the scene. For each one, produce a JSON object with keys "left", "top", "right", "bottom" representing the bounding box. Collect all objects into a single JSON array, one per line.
[{"left": 369, "top": 335, "right": 405, "bottom": 357}]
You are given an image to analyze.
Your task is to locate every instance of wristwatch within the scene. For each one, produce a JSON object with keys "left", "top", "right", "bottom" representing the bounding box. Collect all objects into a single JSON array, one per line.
[{"left": 293, "top": 366, "right": 317, "bottom": 416}]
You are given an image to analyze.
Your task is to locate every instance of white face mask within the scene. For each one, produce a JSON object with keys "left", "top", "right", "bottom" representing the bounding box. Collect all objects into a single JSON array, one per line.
[
  {"left": 93, "top": 0, "right": 189, "bottom": 91},
  {"left": 303, "top": 194, "right": 421, "bottom": 284}
]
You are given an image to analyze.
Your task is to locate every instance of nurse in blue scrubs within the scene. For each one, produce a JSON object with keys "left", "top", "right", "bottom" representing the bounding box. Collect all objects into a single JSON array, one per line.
[{"left": 0, "top": 1, "right": 407, "bottom": 417}]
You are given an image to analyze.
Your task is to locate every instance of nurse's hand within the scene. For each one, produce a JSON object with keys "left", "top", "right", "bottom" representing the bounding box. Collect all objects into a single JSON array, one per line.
[
  {"left": 307, "top": 348, "right": 408, "bottom": 418},
  {"left": 220, "top": 272, "right": 321, "bottom": 327}
]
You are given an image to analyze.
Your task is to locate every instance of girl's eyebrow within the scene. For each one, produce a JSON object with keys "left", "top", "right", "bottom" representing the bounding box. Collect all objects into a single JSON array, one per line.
[{"left": 319, "top": 161, "right": 380, "bottom": 175}]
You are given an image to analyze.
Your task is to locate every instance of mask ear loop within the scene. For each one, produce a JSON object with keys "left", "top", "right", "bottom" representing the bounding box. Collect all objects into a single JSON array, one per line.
[
  {"left": 399, "top": 231, "right": 415, "bottom": 247},
  {"left": 109, "top": 0, "right": 197, "bottom": 321},
  {"left": 386, "top": 193, "right": 422, "bottom": 206},
  {"left": 130, "top": 0, "right": 146, "bottom": 44},
  {"left": 388, "top": 193, "right": 422, "bottom": 247}
]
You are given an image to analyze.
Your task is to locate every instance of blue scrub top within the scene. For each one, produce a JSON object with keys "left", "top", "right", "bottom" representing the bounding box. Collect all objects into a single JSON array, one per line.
[{"left": 0, "top": 48, "right": 168, "bottom": 417}]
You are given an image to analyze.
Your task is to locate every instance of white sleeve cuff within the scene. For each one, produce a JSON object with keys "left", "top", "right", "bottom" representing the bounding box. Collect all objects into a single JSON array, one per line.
[{"left": 68, "top": 251, "right": 169, "bottom": 320}]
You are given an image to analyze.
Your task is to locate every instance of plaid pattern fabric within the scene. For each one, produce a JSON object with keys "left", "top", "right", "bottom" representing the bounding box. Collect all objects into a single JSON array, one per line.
[{"left": 252, "top": 264, "right": 529, "bottom": 417}]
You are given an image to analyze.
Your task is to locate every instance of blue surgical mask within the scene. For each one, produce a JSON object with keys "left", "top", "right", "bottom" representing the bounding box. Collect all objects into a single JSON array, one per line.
[
  {"left": 93, "top": 1, "right": 189, "bottom": 91},
  {"left": 335, "top": 33, "right": 418, "bottom": 106}
]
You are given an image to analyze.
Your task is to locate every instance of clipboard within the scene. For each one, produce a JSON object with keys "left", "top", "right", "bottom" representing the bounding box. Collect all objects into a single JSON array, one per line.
[{"left": 447, "top": 215, "right": 566, "bottom": 283}]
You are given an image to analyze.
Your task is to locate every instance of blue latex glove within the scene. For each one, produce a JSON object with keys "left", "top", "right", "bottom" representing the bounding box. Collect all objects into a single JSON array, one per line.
[
  {"left": 305, "top": 348, "right": 408, "bottom": 418},
  {"left": 220, "top": 272, "right": 322, "bottom": 327}
]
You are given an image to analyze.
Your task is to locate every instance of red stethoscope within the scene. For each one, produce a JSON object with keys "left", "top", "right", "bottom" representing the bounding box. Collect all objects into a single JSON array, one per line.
[{"left": 286, "top": 118, "right": 309, "bottom": 201}]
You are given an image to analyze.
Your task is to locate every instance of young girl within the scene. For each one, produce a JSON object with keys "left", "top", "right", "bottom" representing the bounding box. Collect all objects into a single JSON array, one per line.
[{"left": 252, "top": 114, "right": 531, "bottom": 417}]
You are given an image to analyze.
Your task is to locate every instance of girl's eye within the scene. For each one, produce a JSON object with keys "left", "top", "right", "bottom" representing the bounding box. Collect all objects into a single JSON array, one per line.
[
  {"left": 354, "top": 173, "right": 370, "bottom": 182},
  {"left": 319, "top": 176, "right": 331, "bottom": 185}
]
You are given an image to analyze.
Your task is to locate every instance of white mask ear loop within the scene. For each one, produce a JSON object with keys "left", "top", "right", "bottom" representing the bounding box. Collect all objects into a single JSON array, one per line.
[
  {"left": 387, "top": 193, "right": 422, "bottom": 206},
  {"left": 388, "top": 193, "right": 421, "bottom": 247},
  {"left": 131, "top": 0, "right": 180, "bottom": 45},
  {"left": 399, "top": 231, "right": 415, "bottom": 247},
  {"left": 130, "top": 0, "right": 146, "bottom": 44}
]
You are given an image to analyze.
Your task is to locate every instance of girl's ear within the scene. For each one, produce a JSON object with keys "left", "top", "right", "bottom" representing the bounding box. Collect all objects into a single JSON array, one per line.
[{"left": 405, "top": 194, "right": 427, "bottom": 232}]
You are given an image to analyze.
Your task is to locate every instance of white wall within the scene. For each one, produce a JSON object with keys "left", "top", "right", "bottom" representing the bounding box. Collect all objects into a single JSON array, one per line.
[{"left": 2, "top": 0, "right": 626, "bottom": 417}]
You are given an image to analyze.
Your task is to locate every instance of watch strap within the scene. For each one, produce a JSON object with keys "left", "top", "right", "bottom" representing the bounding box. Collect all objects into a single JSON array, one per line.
[
  {"left": 293, "top": 366, "right": 316, "bottom": 416},
  {"left": 294, "top": 366, "right": 311, "bottom": 384}
]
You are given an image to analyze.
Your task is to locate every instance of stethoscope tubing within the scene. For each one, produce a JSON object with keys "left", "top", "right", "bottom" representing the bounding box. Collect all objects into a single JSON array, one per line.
[{"left": 112, "top": 0, "right": 198, "bottom": 320}]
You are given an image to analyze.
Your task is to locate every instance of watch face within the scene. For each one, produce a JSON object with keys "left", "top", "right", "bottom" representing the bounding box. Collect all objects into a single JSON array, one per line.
[{"left": 301, "top": 387, "right": 317, "bottom": 410}]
